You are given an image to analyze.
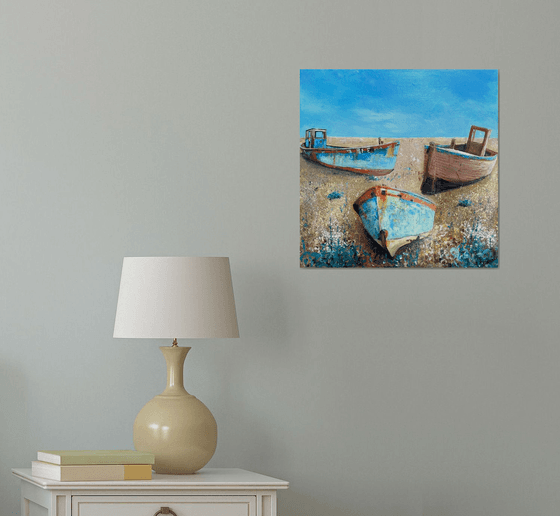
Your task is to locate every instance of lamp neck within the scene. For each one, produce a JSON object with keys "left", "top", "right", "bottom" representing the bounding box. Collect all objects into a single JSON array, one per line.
[{"left": 160, "top": 346, "right": 191, "bottom": 396}]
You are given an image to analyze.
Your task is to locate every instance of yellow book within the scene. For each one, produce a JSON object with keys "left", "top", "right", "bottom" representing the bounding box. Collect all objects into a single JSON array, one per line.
[
  {"left": 31, "top": 461, "right": 152, "bottom": 481},
  {"left": 37, "top": 450, "right": 155, "bottom": 466}
]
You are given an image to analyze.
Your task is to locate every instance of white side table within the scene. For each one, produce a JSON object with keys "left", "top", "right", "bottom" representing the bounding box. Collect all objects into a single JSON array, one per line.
[{"left": 12, "top": 467, "right": 288, "bottom": 516}]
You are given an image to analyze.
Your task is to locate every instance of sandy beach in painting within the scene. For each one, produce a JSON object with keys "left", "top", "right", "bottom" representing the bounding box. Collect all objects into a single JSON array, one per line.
[{"left": 300, "top": 136, "right": 498, "bottom": 268}]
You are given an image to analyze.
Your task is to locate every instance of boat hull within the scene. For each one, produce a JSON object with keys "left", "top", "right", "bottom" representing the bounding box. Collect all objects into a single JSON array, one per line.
[
  {"left": 425, "top": 143, "right": 497, "bottom": 183},
  {"left": 353, "top": 186, "right": 436, "bottom": 257},
  {"left": 300, "top": 141, "right": 400, "bottom": 176}
]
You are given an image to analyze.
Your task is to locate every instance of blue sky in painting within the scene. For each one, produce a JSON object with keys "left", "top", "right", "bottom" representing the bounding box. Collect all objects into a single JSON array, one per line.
[{"left": 300, "top": 69, "right": 498, "bottom": 138}]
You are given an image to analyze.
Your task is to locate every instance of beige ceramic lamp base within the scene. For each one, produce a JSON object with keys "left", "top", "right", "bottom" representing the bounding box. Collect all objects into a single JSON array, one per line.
[{"left": 133, "top": 346, "right": 217, "bottom": 474}]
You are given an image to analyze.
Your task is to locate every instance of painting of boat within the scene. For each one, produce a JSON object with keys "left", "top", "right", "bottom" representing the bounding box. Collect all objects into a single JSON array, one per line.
[
  {"left": 300, "top": 128, "right": 400, "bottom": 176},
  {"left": 353, "top": 186, "right": 436, "bottom": 257},
  {"left": 425, "top": 126, "right": 497, "bottom": 184}
]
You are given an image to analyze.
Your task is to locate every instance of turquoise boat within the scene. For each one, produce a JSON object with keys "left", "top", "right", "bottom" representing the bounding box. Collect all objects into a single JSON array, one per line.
[
  {"left": 300, "top": 128, "right": 400, "bottom": 176},
  {"left": 353, "top": 186, "right": 436, "bottom": 257}
]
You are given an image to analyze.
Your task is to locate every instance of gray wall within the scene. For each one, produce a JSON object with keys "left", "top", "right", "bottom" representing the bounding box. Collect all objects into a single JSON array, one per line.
[{"left": 1, "top": 1, "right": 559, "bottom": 515}]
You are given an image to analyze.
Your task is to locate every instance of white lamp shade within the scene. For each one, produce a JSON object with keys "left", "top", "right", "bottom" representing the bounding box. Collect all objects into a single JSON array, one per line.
[{"left": 114, "top": 257, "right": 239, "bottom": 339}]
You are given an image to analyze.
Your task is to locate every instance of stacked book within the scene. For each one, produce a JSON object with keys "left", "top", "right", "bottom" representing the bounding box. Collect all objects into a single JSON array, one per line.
[{"left": 31, "top": 450, "right": 155, "bottom": 481}]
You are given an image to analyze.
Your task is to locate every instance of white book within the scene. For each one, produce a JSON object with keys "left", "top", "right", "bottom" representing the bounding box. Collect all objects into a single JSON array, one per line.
[{"left": 37, "top": 450, "right": 155, "bottom": 466}]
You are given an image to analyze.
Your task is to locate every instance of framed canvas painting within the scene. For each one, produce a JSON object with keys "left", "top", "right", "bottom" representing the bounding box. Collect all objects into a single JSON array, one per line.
[{"left": 300, "top": 69, "right": 499, "bottom": 268}]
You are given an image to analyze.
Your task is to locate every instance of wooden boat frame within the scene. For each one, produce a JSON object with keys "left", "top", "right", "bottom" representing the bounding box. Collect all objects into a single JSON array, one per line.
[
  {"left": 425, "top": 126, "right": 498, "bottom": 184},
  {"left": 353, "top": 186, "right": 436, "bottom": 257},
  {"left": 300, "top": 128, "right": 400, "bottom": 176}
]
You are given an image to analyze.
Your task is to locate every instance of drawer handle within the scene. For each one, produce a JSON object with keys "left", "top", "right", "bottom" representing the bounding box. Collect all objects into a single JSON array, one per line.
[{"left": 154, "top": 508, "right": 177, "bottom": 516}]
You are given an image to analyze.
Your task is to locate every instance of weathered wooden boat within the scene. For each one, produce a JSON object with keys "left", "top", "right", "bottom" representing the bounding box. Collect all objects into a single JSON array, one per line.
[
  {"left": 300, "top": 128, "right": 400, "bottom": 176},
  {"left": 425, "top": 126, "right": 497, "bottom": 184},
  {"left": 353, "top": 186, "right": 436, "bottom": 257}
]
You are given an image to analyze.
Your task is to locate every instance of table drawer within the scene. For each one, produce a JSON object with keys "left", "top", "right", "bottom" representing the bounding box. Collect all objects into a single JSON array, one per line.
[{"left": 72, "top": 495, "right": 256, "bottom": 516}]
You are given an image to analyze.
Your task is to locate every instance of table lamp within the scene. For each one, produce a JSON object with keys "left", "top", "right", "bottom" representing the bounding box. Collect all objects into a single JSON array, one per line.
[{"left": 113, "top": 257, "right": 239, "bottom": 474}]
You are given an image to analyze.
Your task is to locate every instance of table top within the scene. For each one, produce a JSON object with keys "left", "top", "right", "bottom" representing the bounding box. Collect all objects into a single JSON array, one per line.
[{"left": 12, "top": 467, "right": 289, "bottom": 491}]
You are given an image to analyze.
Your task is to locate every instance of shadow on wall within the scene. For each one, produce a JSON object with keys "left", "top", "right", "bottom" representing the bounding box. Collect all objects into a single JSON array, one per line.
[
  {"left": 233, "top": 265, "right": 296, "bottom": 359},
  {"left": 0, "top": 360, "right": 31, "bottom": 516},
  {"left": 206, "top": 265, "right": 298, "bottom": 470},
  {"left": 212, "top": 349, "right": 280, "bottom": 467}
]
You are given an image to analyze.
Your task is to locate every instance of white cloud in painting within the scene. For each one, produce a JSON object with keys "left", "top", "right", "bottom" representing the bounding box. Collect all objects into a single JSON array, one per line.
[
  {"left": 351, "top": 107, "right": 426, "bottom": 137},
  {"left": 300, "top": 90, "right": 329, "bottom": 115},
  {"left": 352, "top": 109, "right": 396, "bottom": 122}
]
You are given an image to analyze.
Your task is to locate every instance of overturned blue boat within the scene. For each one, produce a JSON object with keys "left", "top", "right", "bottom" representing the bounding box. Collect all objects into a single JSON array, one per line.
[
  {"left": 301, "top": 128, "right": 400, "bottom": 176},
  {"left": 353, "top": 186, "right": 436, "bottom": 257}
]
